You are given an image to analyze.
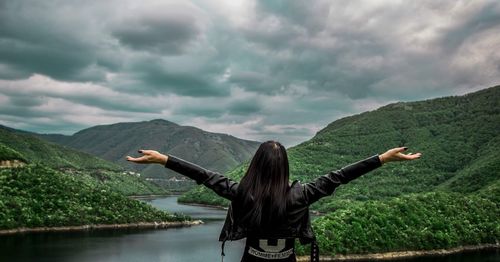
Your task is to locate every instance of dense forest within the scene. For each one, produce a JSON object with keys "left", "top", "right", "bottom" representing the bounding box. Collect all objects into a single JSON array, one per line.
[
  {"left": 0, "top": 164, "right": 188, "bottom": 229},
  {"left": 0, "top": 125, "right": 119, "bottom": 170},
  {"left": 0, "top": 127, "right": 167, "bottom": 196},
  {"left": 0, "top": 128, "right": 180, "bottom": 229},
  {"left": 179, "top": 85, "right": 500, "bottom": 255}
]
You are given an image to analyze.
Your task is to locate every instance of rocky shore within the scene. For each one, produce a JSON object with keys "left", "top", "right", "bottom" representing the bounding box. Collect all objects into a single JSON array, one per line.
[
  {"left": 0, "top": 220, "right": 203, "bottom": 235},
  {"left": 296, "top": 243, "right": 499, "bottom": 261}
]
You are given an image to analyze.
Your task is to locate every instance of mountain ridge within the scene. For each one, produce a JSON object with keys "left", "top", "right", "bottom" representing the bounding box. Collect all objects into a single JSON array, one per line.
[
  {"left": 179, "top": 85, "right": 500, "bottom": 208},
  {"left": 0, "top": 124, "right": 120, "bottom": 170},
  {"left": 37, "top": 119, "right": 261, "bottom": 180},
  {"left": 178, "top": 85, "right": 500, "bottom": 256}
]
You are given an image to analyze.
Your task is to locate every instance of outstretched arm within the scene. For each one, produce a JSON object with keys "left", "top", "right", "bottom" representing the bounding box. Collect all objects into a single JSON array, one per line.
[
  {"left": 126, "top": 150, "right": 238, "bottom": 200},
  {"left": 301, "top": 147, "right": 421, "bottom": 205}
]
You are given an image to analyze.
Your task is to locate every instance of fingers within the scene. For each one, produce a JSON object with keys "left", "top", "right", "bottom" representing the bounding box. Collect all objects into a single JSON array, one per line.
[
  {"left": 381, "top": 147, "right": 422, "bottom": 164},
  {"left": 400, "top": 152, "right": 422, "bottom": 160},
  {"left": 126, "top": 155, "right": 142, "bottom": 162},
  {"left": 126, "top": 149, "right": 158, "bottom": 164},
  {"left": 138, "top": 149, "right": 157, "bottom": 155},
  {"left": 394, "top": 147, "right": 408, "bottom": 153},
  {"left": 411, "top": 152, "right": 422, "bottom": 159}
]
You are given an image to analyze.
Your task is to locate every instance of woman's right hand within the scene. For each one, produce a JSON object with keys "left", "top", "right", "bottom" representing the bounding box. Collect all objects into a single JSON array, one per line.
[
  {"left": 379, "top": 147, "right": 421, "bottom": 164},
  {"left": 126, "top": 150, "right": 168, "bottom": 165}
]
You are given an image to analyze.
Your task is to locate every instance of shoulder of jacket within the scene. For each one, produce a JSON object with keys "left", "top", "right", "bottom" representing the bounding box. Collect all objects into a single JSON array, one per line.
[{"left": 290, "top": 180, "right": 301, "bottom": 187}]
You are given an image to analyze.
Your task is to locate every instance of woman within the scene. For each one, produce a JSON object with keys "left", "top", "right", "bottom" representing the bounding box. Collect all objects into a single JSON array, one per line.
[{"left": 127, "top": 141, "right": 421, "bottom": 261}]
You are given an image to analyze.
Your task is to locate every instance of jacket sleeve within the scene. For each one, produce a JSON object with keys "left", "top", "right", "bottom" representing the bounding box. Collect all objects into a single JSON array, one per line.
[
  {"left": 164, "top": 155, "right": 238, "bottom": 201},
  {"left": 301, "top": 155, "right": 382, "bottom": 205}
]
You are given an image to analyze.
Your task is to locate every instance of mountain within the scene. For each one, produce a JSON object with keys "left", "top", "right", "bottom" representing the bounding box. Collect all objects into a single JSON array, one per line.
[
  {"left": 0, "top": 123, "right": 186, "bottom": 231},
  {"left": 178, "top": 85, "right": 500, "bottom": 256},
  {"left": 0, "top": 164, "right": 187, "bottom": 230},
  {"left": 288, "top": 85, "right": 500, "bottom": 206},
  {"left": 38, "top": 119, "right": 261, "bottom": 179},
  {"left": 0, "top": 126, "right": 167, "bottom": 196},
  {"left": 179, "top": 85, "right": 500, "bottom": 208},
  {"left": 0, "top": 125, "right": 119, "bottom": 170}
]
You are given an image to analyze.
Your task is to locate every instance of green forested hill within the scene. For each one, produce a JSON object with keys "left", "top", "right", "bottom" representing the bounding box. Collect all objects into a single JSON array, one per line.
[
  {"left": 0, "top": 165, "right": 187, "bottom": 230},
  {"left": 288, "top": 85, "right": 499, "bottom": 208},
  {"left": 0, "top": 125, "right": 119, "bottom": 170},
  {"left": 0, "top": 143, "right": 26, "bottom": 162},
  {"left": 0, "top": 128, "right": 179, "bottom": 230},
  {"left": 38, "top": 119, "right": 260, "bottom": 180},
  {"left": 181, "top": 85, "right": 500, "bottom": 207},
  {"left": 0, "top": 126, "right": 167, "bottom": 196},
  {"left": 179, "top": 86, "right": 500, "bottom": 255}
]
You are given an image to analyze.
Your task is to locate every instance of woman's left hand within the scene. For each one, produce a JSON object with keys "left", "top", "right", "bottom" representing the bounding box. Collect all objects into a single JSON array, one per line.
[{"left": 379, "top": 147, "right": 421, "bottom": 164}]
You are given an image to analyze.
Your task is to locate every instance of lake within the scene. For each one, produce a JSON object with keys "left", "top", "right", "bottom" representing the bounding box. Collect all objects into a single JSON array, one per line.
[{"left": 0, "top": 196, "right": 498, "bottom": 262}]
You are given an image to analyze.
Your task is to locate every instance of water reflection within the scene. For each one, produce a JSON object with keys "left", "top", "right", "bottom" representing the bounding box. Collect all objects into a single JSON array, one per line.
[
  {"left": 0, "top": 196, "right": 497, "bottom": 262},
  {"left": 0, "top": 196, "right": 244, "bottom": 262}
]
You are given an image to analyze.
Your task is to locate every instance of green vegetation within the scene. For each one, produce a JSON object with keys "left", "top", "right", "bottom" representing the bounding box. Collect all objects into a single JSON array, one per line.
[
  {"left": 0, "top": 126, "right": 119, "bottom": 170},
  {"left": 37, "top": 119, "right": 260, "bottom": 181},
  {"left": 0, "top": 164, "right": 188, "bottom": 230},
  {"left": 0, "top": 126, "right": 176, "bottom": 230},
  {"left": 0, "top": 144, "right": 26, "bottom": 162},
  {"left": 179, "top": 85, "right": 500, "bottom": 254},
  {"left": 178, "top": 186, "right": 230, "bottom": 206},
  {"left": 178, "top": 163, "right": 247, "bottom": 206},
  {"left": 68, "top": 169, "right": 168, "bottom": 196},
  {"left": 297, "top": 192, "right": 499, "bottom": 255},
  {"left": 0, "top": 127, "right": 168, "bottom": 196}
]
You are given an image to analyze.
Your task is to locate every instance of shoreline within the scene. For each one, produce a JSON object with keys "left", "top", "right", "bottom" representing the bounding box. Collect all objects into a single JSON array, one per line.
[
  {"left": 296, "top": 243, "right": 499, "bottom": 261},
  {"left": 128, "top": 194, "right": 174, "bottom": 199},
  {"left": 177, "top": 201, "right": 228, "bottom": 210},
  {"left": 129, "top": 194, "right": 229, "bottom": 210},
  {"left": 0, "top": 220, "right": 203, "bottom": 235}
]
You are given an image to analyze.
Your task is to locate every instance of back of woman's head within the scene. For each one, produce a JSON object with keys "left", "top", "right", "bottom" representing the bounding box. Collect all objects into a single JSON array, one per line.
[{"left": 235, "top": 140, "right": 290, "bottom": 229}]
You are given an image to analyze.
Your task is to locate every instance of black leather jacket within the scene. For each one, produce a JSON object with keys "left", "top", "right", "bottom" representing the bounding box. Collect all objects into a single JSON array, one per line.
[{"left": 165, "top": 154, "right": 382, "bottom": 244}]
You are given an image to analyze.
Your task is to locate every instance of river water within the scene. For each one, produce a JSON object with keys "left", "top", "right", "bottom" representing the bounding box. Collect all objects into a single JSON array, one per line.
[{"left": 0, "top": 196, "right": 498, "bottom": 262}]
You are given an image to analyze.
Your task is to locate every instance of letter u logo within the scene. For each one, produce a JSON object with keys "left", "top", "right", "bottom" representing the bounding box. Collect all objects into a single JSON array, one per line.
[{"left": 259, "top": 239, "right": 286, "bottom": 253}]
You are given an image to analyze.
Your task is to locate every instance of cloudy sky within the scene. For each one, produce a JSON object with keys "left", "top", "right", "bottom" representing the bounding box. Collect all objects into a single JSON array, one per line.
[{"left": 1, "top": 0, "right": 499, "bottom": 146}]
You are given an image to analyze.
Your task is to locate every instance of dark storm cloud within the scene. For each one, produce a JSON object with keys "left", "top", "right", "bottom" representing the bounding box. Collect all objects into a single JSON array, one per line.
[
  {"left": 0, "top": 39, "right": 103, "bottom": 81},
  {"left": 227, "top": 99, "right": 262, "bottom": 115},
  {"left": 8, "top": 95, "right": 46, "bottom": 107},
  {"left": 0, "top": 1, "right": 117, "bottom": 82},
  {"left": 136, "top": 67, "right": 229, "bottom": 97},
  {"left": 111, "top": 12, "right": 202, "bottom": 54},
  {"left": 0, "top": 75, "right": 162, "bottom": 114},
  {"left": 228, "top": 1, "right": 397, "bottom": 99},
  {"left": 0, "top": 104, "right": 54, "bottom": 118},
  {"left": 228, "top": 71, "right": 283, "bottom": 93},
  {"left": 237, "top": 0, "right": 500, "bottom": 101},
  {"left": 0, "top": 0, "right": 499, "bottom": 145},
  {"left": 171, "top": 97, "right": 261, "bottom": 118},
  {"left": 256, "top": 0, "right": 329, "bottom": 33},
  {"left": 439, "top": 2, "right": 500, "bottom": 53}
]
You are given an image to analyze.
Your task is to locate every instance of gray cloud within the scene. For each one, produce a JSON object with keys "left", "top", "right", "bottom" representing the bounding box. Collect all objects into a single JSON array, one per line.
[
  {"left": 0, "top": 0, "right": 499, "bottom": 146},
  {"left": 439, "top": 2, "right": 500, "bottom": 54},
  {"left": 227, "top": 99, "right": 262, "bottom": 115},
  {"left": 0, "top": 1, "right": 122, "bottom": 81},
  {"left": 138, "top": 68, "right": 228, "bottom": 97},
  {"left": 110, "top": 2, "right": 206, "bottom": 54}
]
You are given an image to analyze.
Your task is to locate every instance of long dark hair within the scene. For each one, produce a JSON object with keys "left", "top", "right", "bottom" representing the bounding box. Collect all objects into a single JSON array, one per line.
[{"left": 234, "top": 140, "right": 290, "bottom": 229}]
